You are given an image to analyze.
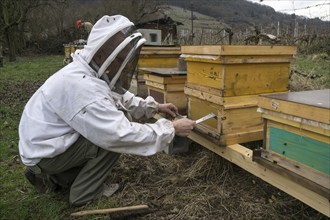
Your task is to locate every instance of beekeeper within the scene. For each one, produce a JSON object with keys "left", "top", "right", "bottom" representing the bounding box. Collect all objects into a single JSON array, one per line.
[{"left": 18, "top": 15, "right": 195, "bottom": 207}]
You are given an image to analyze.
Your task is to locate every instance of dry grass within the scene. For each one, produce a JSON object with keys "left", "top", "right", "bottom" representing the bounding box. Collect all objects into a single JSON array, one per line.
[{"left": 77, "top": 143, "right": 327, "bottom": 220}]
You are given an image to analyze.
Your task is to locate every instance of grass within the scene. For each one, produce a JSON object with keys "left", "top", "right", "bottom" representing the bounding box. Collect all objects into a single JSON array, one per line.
[
  {"left": 0, "top": 54, "right": 329, "bottom": 220},
  {"left": 0, "top": 55, "right": 70, "bottom": 219},
  {"left": 290, "top": 54, "right": 330, "bottom": 91}
]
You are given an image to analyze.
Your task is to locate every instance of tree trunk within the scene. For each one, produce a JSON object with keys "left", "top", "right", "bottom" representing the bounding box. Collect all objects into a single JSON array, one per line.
[{"left": 5, "top": 27, "right": 17, "bottom": 62}]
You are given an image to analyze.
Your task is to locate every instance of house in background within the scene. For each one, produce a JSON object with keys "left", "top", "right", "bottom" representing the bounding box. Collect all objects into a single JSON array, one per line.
[
  {"left": 136, "top": 16, "right": 182, "bottom": 46},
  {"left": 136, "top": 5, "right": 230, "bottom": 46}
]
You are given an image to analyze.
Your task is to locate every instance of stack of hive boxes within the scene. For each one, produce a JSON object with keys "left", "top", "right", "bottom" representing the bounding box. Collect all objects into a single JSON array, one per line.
[
  {"left": 182, "top": 45, "right": 297, "bottom": 145},
  {"left": 142, "top": 68, "right": 187, "bottom": 114},
  {"left": 130, "top": 46, "right": 181, "bottom": 97},
  {"left": 257, "top": 90, "right": 330, "bottom": 196}
]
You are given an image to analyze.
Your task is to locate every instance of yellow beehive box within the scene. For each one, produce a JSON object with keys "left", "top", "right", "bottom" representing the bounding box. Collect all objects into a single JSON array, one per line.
[
  {"left": 256, "top": 89, "right": 330, "bottom": 197},
  {"left": 185, "top": 83, "right": 263, "bottom": 145},
  {"left": 142, "top": 67, "right": 187, "bottom": 114},
  {"left": 139, "top": 46, "right": 181, "bottom": 68},
  {"left": 182, "top": 45, "right": 297, "bottom": 145},
  {"left": 181, "top": 45, "right": 297, "bottom": 96},
  {"left": 131, "top": 46, "right": 181, "bottom": 97}
]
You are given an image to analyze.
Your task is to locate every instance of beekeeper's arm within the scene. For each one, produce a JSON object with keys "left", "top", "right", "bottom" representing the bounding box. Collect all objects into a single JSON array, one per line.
[
  {"left": 120, "top": 91, "right": 178, "bottom": 120},
  {"left": 70, "top": 96, "right": 195, "bottom": 156}
]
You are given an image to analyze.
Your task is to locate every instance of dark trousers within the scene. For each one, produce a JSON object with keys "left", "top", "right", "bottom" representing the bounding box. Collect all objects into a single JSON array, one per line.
[{"left": 36, "top": 135, "right": 120, "bottom": 206}]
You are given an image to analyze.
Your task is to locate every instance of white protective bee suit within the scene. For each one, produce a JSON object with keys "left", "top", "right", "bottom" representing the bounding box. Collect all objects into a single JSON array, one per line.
[{"left": 18, "top": 15, "right": 175, "bottom": 206}]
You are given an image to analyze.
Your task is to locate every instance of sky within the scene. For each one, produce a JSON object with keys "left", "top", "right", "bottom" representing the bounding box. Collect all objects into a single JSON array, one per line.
[{"left": 246, "top": 0, "right": 330, "bottom": 21}]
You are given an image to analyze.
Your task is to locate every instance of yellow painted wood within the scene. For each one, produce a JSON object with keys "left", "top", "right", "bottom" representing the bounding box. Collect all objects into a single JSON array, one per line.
[
  {"left": 187, "top": 95, "right": 263, "bottom": 138},
  {"left": 141, "top": 46, "right": 181, "bottom": 55},
  {"left": 221, "top": 106, "right": 263, "bottom": 134},
  {"left": 185, "top": 60, "right": 290, "bottom": 96},
  {"left": 219, "top": 129, "right": 263, "bottom": 145},
  {"left": 220, "top": 57, "right": 294, "bottom": 64},
  {"left": 186, "top": 60, "right": 223, "bottom": 88},
  {"left": 188, "top": 96, "right": 220, "bottom": 130},
  {"left": 138, "top": 57, "right": 179, "bottom": 68},
  {"left": 262, "top": 113, "right": 330, "bottom": 137},
  {"left": 185, "top": 82, "right": 224, "bottom": 96},
  {"left": 188, "top": 132, "right": 330, "bottom": 217},
  {"left": 181, "top": 45, "right": 297, "bottom": 56},
  {"left": 223, "top": 63, "right": 290, "bottom": 96},
  {"left": 184, "top": 86, "right": 223, "bottom": 105},
  {"left": 258, "top": 96, "right": 330, "bottom": 124},
  {"left": 138, "top": 46, "right": 181, "bottom": 68},
  {"left": 145, "top": 81, "right": 184, "bottom": 92},
  {"left": 143, "top": 73, "right": 186, "bottom": 84},
  {"left": 148, "top": 87, "right": 186, "bottom": 112},
  {"left": 182, "top": 45, "right": 295, "bottom": 96}
]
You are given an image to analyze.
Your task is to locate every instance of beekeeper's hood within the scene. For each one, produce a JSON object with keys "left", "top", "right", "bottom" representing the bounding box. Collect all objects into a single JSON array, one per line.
[{"left": 81, "top": 15, "right": 146, "bottom": 94}]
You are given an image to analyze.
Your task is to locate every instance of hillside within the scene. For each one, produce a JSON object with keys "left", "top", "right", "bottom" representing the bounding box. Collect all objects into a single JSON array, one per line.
[{"left": 161, "top": 0, "right": 329, "bottom": 35}]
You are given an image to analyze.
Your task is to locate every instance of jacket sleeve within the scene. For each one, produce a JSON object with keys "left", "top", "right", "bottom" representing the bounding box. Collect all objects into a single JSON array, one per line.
[
  {"left": 69, "top": 97, "right": 175, "bottom": 156},
  {"left": 121, "top": 91, "right": 159, "bottom": 120}
]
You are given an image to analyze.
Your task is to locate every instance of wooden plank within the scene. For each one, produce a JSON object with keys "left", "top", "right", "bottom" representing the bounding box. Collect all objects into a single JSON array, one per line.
[
  {"left": 138, "top": 57, "right": 179, "bottom": 68},
  {"left": 222, "top": 63, "right": 290, "bottom": 96},
  {"left": 221, "top": 106, "right": 263, "bottom": 134},
  {"left": 186, "top": 60, "right": 223, "bottom": 89},
  {"left": 185, "top": 82, "right": 224, "bottom": 97},
  {"left": 185, "top": 60, "right": 290, "bottom": 96},
  {"left": 268, "top": 120, "right": 330, "bottom": 145},
  {"left": 139, "top": 67, "right": 186, "bottom": 75},
  {"left": 193, "top": 123, "right": 263, "bottom": 145},
  {"left": 261, "top": 113, "right": 330, "bottom": 137},
  {"left": 181, "top": 45, "right": 297, "bottom": 56},
  {"left": 185, "top": 84, "right": 262, "bottom": 107},
  {"left": 220, "top": 57, "right": 294, "bottom": 64},
  {"left": 145, "top": 81, "right": 185, "bottom": 92},
  {"left": 218, "top": 129, "right": 263, "bottom": 145},
  {"left": 141, "top": 46, "right": 181, "bottom": 54},
  {"left": 260, "top": 89, "right": 330, "bottom": 109},
  {"left": 187, "top": 96, "right": 263, "bottom": 140},
  {"left": 148, "top": 87, "right": 186, "bottom": 113},
  {"left": 188, "top": 96, "right": 220, "bottom": 131},
  {"left": 257, "top": 149, "right": 330, "bottom": 191},
  {"left": 258, "top": 91, "right": 330, "bottom": 124},
  {"left": 184, "top": 86, "right": 223, "bottom": 105},
  {"left": 143, "top": 73, "right": 186, "bottom": 84},
  {"left": 187, "top": 132, "right": 330, "bottom": 217}
]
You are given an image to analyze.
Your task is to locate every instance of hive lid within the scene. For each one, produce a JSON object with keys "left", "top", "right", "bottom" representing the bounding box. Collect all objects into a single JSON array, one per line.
[
  {"left": 258, "top": 89, "right": 330, "bottom": 124},
  {"left": 261, "top": 89, "right": 330, "bottom": 109},
  {"left": 181, "top": 45, "right": 297, "bottom": 56}
]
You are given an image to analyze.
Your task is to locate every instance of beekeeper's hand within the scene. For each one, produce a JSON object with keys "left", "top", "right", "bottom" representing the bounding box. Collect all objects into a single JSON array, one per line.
[
  {"left": 172, "top": 118, "right": 196, "bottom": 137},
  {"left": 158, "top": 103, "right": 178, "bottom": 119}
]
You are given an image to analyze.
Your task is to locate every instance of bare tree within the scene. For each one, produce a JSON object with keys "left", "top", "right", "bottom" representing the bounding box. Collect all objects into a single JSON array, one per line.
[{"left": 0, "top": 0, "right": 47, "bottom": 61}]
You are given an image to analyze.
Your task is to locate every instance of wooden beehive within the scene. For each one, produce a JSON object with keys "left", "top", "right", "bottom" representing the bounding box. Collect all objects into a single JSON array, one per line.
[
  {"left": 256, "top": 89, "right": 330, "bottom": 197},
  {"left": 130, "top": 46, "right": 181, "bottom": 97},
  {"left": 142, "top": 67, "right": 187, "bottom": 114},
  {"left": 182, "top": 45, "right": 297, "bottom": 145}
]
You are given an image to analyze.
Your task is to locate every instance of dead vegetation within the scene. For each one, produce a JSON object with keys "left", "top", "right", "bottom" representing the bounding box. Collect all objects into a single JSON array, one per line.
[{"left": 76, "top": 143, "right": 326, "bottom": 219}]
